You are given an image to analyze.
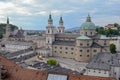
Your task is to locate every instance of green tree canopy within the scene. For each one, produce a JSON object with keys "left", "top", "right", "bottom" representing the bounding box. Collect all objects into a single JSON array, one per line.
[
  {"left": 47, "top": 59, "right": 57, "bottom": 66},
  {"left": 114, "top": 23, "right": 119, "bottom": 27},
  {"left": 96, "top": 27, "right": 105, "bottom": 34},
  {"left": 109, "top": 43, "right": 116, "bottom": 54},
  {"left": 96, "top": 27, "right": 119, "bottom": 37},
  {"left": 0, "top": 33, "right": 3, "bottom": 39}
]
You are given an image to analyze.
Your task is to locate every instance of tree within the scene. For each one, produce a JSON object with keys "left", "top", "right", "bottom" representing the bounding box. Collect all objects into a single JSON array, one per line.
[
  {"left": 114, "top": 23, "right": 119, "bottom": 27},
  {"left": 96, "top": 27, "right": 105, "bottom": 34},
  {"left": 47, "top": 59, "right": 57, "bottom": 66},
  {"left": 96, "top": 27, "right": 120, "bottom": 37},
  {"left": 109, "top": 43, "right": 116, "bottom": 54},
  {"left": 0, "top": 33, "right": 3, "bottom": 39}
]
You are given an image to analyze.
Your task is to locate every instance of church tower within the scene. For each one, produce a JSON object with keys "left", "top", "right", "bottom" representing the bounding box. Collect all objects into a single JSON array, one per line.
[
  {"left": 46, "top": 14, "right": 55, "bottom": 56},
  {"left": 5, "top": 17, "right": 11, "bottom": 40},
  {"left": 58, "top": 16, "right": 65, "bottom": 33}
]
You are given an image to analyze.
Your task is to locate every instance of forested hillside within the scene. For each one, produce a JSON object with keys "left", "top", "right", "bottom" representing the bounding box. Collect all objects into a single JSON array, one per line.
[{"left": 0, "top": 23, "right": 18, "bottom": 34}]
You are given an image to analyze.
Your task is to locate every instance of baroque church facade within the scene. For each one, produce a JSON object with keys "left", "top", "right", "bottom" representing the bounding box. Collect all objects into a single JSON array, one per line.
[
  {"left": 44, "top": 14, "right": 110, "bottom": 62},
  {"left": 4, "top": 14, "right": 110, "bottom": 62}
]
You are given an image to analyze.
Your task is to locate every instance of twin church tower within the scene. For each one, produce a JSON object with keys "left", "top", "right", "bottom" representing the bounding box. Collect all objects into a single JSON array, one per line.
[
  {"left": 46, "top": 14, "right": 65, "bottom": 51},
  {"left": 45, "top": 14, "right": 110, "bottom": 62}
]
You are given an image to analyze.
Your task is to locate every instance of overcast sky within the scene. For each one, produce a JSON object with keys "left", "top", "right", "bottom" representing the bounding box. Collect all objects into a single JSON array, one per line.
[{"left": 0, "top": 0, "right": 120, "bottom": 30}]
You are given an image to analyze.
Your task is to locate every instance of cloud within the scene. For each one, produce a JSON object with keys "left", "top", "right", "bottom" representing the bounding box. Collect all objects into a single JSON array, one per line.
[
  {"left": 0, "top": 0, "right": 120, "bottom": 30},
  {"left": 94, "top": 15, "right": 120, "bottom": 26}
]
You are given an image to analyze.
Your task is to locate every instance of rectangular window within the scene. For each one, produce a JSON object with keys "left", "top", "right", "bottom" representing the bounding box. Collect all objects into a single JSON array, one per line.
[{"left": 93, "top": 50, "right": 97, "bottom": 52}]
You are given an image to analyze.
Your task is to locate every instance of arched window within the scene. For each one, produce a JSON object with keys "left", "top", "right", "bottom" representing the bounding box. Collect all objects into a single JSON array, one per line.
[
  {"left": 59, "top": 30, "right": 61, "bottom": 33},
  {"left": 90, "top": 32, "right": 92, "bottom": 35},
  {"left": 48, "top": 30, "right": 50, "bottom": 33}
]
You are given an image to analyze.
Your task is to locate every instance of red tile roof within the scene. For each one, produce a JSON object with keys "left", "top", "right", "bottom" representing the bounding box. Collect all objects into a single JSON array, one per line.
[
  {"left": 0, "top": 54, "right": 17, "bottom": 67},
  {"left": 0, "top": 54, "right": 116, "bottom": 80}
]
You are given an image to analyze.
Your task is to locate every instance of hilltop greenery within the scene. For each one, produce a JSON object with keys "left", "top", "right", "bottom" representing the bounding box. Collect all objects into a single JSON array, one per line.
[
  {"left": 96, "top": 23, "right": 120, "bottom": 37},
  {"left": 0, "top": 23, "right": 18, "bottom": 34}
]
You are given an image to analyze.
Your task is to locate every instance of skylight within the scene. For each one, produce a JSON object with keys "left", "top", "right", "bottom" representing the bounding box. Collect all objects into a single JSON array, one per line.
[{"left": 47, "top": 74, "right": 67, "bottom": 80}]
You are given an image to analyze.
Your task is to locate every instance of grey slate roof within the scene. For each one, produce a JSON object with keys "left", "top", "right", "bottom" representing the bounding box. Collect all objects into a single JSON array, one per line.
[
  {"left": 89, "top": 34, "right": 101, "bottom": 39},
  {"left": 55, "top": 33, "right": 109, "bottom": 40},
  {"left": 10, "top": 53, "right": 36, "bottom": 62},
  {"left": 86, "top": 52, "right": 120, "bottom": 71},
  {"left": 9, "top": 29, "right": 25, "bottom": 38},
  {"left": 5, "top": 48, "right": 32, "bottom": 58},
  {"left": 53, "top": 41, "right": 75, "bottom": 46},
  {"left": 36, "top": 47, "right": 50, "bottom": 50},
  {"left": 90, "top": 42, "right": 102, "bottom": 48},
  {"left": 27, "top": 61, "right": 81, "bottom": 74},
  {"left": 55, "top": 33, "right": 80, "bottom": 38},
  {"left": 2, "top": 41, "right": 32, "bottom": 46}
]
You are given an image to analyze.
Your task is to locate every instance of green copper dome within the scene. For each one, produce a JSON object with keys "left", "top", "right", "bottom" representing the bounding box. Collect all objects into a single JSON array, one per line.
[
  {"left": 81, "top": 22, "right": 96, "bottom": 30},
  {"left": 80, "top": 14, "right": 96, "bottom": 30}
]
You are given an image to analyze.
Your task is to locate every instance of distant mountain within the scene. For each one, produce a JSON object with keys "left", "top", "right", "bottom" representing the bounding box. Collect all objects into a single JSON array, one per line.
[
  {"left": 24, "top": 30, "right": 45, "bottom": 34},
  {"left": 24, "top": 30, "right": 40, "bottom": 33},
  {"left": 66, "top": 27, "right": 80, "bottom": 32}
]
